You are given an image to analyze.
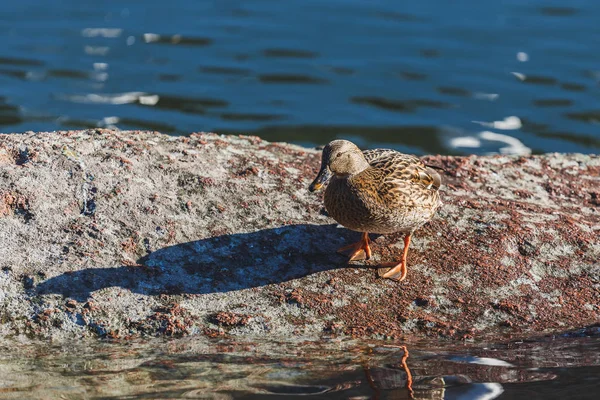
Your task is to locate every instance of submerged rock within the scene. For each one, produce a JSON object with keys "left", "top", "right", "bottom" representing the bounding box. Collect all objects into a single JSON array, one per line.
[{"left": 0, "top": 129, "right": 598, "bottom": 341}]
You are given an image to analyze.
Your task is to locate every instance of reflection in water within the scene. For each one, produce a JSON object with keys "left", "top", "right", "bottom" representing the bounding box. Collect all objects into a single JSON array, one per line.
[
  {"left": 365, "top": 346, "right": 416, "bottom": 399},
  {"left": 1, "top": 337, "right": 598, "bottom": 399},
  {"left": 403, "top": 346, "right": 415, "bottom": 398},
  {"left": 363, "top": 347, "right": 509, "bottom": 400},
  {"left": 1, "top": 1, "right": 599, "bottom": 154}
]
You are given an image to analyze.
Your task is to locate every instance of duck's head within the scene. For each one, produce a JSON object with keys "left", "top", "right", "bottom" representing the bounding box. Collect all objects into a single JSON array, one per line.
[{"left": 309, "top": 140, "right": 369, "bottom": 192}]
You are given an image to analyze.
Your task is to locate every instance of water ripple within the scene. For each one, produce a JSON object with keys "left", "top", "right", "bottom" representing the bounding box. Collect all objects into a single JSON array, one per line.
[
  {"left": 219, "top": 113, "right": 284, "bottom": 122},
  {"left": 351, "top": 97, "right": 454, "bottom": 113},
  {"left": 0, "top": 56, "right": 44, "bottom": 67},
  {"left": 539, "top": 7, "right": 579, "bottom": 16},
  {"left": 565, "top": 110, "right": 600, "bottom": 124},
  {"left": 199, "top": 66, "right": 252, "bottom": 76},
  {"left": 0, "top": 97, "right": 22, "bottom": 126},
  {"left": 152, "top": 95, "right": 229, "bottom": 114},
  {"left": 533, "top": 99, "right": 573, "bottom": 107},
  {"left": 262, "top": 48, "right": 318, "bottom": 59},
  {"left": 143, "top": 33, "right": 213, "bottom": 47},
  {"left": 258, "top": 74, "right": 327, "bottom": 84}
]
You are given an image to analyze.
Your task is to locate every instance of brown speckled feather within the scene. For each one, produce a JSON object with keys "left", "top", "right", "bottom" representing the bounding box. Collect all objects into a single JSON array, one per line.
[
  {"left": 363, "top": 149, "right": 440, "bottom": 190},
  {"left": 324, "top": 148, "right": 442, "bottom": 234},
  {"left": 361, "top": 149, "right": 441, "bottom": 206}
]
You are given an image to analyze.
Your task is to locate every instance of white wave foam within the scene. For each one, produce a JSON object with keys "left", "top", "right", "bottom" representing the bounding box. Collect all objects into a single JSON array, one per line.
[
  {"left": 63, "top": 92, "right": 147, "bottom": 105},
  {"left": 450, "top": 137, "right": 481, "bottom": 148},
  {"left": 479, "top": 130, "right": 531, "bottom": 155},
  {"left": 472, "top": 116, "right": 522, "bottom": 130},
  {"left": 81, "top": 28, "right": 122, "bottom": 38}
]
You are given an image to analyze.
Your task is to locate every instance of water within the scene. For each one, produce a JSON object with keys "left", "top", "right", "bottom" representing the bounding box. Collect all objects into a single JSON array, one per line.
[
  {"left": 1, "top": 0, "right": 599, "bottom": 155},
  {"left": 1, "top": 336, "right": 599, "bottom": 399}
]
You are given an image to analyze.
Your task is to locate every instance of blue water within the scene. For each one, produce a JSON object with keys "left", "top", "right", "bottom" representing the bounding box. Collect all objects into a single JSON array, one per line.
[{"left": 1, "top": 0, "right": 599, "bottom": 155}]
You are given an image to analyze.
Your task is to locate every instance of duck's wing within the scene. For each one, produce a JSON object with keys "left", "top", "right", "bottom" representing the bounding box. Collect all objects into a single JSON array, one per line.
[
  {"left": 362, "top": 149, "right": 441, "bottom": 191},
  {"left": 360, "top": 149, "right": 442, "bottom": 208}
]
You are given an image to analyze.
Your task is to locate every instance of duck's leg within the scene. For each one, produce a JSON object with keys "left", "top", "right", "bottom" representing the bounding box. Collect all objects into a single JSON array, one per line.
[
  {"left": 379, "top": 233, "right": 412, "bottom": 281},
  {"left": 337, "top": 232, "right": 372, "bottom": 261}
]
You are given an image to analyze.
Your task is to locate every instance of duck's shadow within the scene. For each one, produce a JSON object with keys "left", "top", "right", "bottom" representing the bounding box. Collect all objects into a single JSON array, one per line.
[{"left": 36, "top": 224, "right": 367, "bottom": 301}]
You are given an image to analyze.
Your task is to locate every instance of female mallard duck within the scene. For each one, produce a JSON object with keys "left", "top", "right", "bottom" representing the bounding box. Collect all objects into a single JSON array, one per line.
[{"left": 309, "top": 140, "right": 442, "bottom": 281}]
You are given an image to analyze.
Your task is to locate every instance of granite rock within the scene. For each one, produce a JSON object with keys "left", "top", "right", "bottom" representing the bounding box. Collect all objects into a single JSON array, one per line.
[{"left": 0, "top": 129, "right": 598, "bottom": 341}]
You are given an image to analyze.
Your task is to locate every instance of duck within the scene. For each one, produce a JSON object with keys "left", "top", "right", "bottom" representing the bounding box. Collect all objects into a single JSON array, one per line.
[{"left": 309, "top": 139, "right": 442, "bottom": 281}]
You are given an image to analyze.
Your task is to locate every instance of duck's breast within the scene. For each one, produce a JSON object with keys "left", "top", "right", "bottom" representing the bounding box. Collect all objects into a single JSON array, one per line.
[{"left": 324, "top": 177, "right": 375, "bottom": 232}]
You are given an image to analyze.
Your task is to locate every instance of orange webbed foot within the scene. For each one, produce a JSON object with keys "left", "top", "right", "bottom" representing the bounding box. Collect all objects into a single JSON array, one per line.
[
  {"left": 337, "top": 232, "right": 372, "bottom": 261},
  {"left": 378, "top": 261, "right": 408, "bottom": 281},
  {"left": 378, "top": 233, "right": 412, "bottom": 281}
]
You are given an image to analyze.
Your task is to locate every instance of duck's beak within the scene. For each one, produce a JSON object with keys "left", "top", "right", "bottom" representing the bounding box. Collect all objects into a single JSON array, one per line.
[{"left": 309, "top": 166, "right": 332, "bottom": 192}]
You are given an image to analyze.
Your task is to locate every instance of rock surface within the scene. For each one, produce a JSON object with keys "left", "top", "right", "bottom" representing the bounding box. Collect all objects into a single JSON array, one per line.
[{"left": 0, "top": 129, "right": 598, "bottom": 341}]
